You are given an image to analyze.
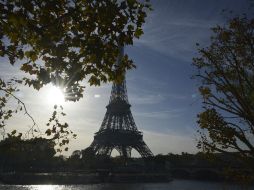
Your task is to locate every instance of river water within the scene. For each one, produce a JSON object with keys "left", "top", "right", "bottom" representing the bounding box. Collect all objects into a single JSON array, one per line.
[{"left": 0, "top": 180, "right": 253, "bottom": 190}]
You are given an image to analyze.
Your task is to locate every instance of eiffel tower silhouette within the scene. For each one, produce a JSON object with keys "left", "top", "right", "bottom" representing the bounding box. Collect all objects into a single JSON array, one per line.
[{"left": 88, "top": 47, "right": 153, "bottom": 158}]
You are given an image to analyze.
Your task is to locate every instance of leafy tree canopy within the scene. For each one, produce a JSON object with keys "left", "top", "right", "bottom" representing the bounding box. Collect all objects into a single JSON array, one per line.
[
  {"left": 0, "top": 136, "right": 56, "bottom": 160},
  {"left": 193, "top": 15, "right": 254, "bottom": 164},
  {"left": 0, "top": 0, "right": 151, "bottom": 101},
  {"left": 0, "top": 0, "right": 151, "bottom": 151}
]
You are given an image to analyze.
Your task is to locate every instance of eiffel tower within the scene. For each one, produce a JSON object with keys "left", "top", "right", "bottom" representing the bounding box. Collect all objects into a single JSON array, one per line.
[{"left": 88, "top": 47, "right": 153, "bottom": 158}]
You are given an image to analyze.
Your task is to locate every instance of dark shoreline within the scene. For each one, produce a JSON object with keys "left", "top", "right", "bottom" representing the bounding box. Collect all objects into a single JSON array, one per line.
[{"left": 0, "top": 172, "right": 172, "bottom": 185}]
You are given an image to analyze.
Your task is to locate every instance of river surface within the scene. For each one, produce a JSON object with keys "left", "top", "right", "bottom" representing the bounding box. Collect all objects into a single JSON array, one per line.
[{"left": 0, "top": 180, "right": 253, "bottom": 190}]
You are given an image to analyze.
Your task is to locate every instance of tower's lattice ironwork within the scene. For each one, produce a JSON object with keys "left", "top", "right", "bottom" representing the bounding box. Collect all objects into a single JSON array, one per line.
[{"left": 88, "top": 48, "right": 153, "bottom": 158}]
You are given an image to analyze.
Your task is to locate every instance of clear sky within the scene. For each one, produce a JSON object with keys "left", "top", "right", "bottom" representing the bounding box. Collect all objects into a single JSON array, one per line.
[{"left": 0, "top": 0, "right": 252, "bottom": 156}]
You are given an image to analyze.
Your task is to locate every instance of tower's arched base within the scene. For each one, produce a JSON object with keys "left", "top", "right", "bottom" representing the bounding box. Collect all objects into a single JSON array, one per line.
[{"left": 89, "top": 129, "right": 153, "bottom": 158}]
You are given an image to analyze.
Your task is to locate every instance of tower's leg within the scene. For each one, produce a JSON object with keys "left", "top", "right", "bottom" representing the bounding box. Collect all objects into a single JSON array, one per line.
[
  {"left": 115, "top": 146, "right": 131, "bottom": 158},
  {"left": 133, "top": 141, "right": 153, "bottom": 158}
]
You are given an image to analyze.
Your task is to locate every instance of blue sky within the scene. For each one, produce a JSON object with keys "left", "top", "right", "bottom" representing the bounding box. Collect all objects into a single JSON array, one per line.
[{"left": 0, "top": 0, "right": 252, "bottom": 156}]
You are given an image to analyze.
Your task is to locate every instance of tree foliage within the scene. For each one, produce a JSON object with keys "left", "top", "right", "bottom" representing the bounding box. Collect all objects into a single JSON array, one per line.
[
  {"left": 0, "top": 0, "right": 151, "bottom": 148},
  {"left": 0, "top": 136, "right": 56, "bottom": 171},
  {"left": 0, "top": 78, "right": 38, "bottom": 138},
  {"left": 45, "top": 105, "right": 76, "bottom": 153},
  {"left": 0, "top": 0, "right": 151, "bottom": 100},
  {"left": 193, "top": 16, "right": 254, "bottom": 164}
]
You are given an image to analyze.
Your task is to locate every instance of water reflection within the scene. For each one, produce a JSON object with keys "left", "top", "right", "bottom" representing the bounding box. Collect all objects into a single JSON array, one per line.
[
  {"left": 31, "top": 185, "right": 57, "bottom": 190},
  {"left": 0, "top": 180, "right": 251, "bottom": 190}
]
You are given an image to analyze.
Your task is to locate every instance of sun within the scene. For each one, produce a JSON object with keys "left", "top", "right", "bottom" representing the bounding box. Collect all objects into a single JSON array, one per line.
[{"left": 47, "top": 86, "right": 65, "bottom": 105}]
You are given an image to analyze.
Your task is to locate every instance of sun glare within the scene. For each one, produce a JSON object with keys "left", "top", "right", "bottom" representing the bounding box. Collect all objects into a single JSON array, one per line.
[
  {"left": 32, "top": 185, "right": 56, "bottom": 190},
  {"left": 47, "top": 86, "right": 65, "bottom": 105}
]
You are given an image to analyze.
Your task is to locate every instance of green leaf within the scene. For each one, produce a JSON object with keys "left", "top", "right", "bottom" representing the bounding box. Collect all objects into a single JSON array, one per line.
[
  {"left": 11, "top": 130, "right": 17, "bottom": 135},
  {"left": 134, "top": 28, "right": 144, "bottom": 38},
  {"left": 45, "top": 129, "right": 51, "bottom": 136}
]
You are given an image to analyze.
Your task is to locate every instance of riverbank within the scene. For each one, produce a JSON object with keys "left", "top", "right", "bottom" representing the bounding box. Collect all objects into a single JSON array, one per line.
[{"left": 0, "top": 172, "right": 172, "bottom": 185}]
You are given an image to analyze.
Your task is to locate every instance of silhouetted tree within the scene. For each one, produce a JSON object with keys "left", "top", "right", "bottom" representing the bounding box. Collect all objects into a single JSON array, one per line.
[
  {"left": 67, "top": 150, "right": 82, "bottom": 170},
  {"left": 193, "top": 15, "right": 254, "bottom": 169},
  {"left": 81, "top": 147, "right": 96, "bottom": 169},
  {"left": 0, "top": 1, "right": 151, "bottom": 95},
  {"left": 0, "top": 135, "right": 56, "bottom": 172},
  {"left": 0, "top": 0, "right": 151, "bottom": 150},
  {"left": 71, "top": 150, "right": 82, "bottom": 160}
]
